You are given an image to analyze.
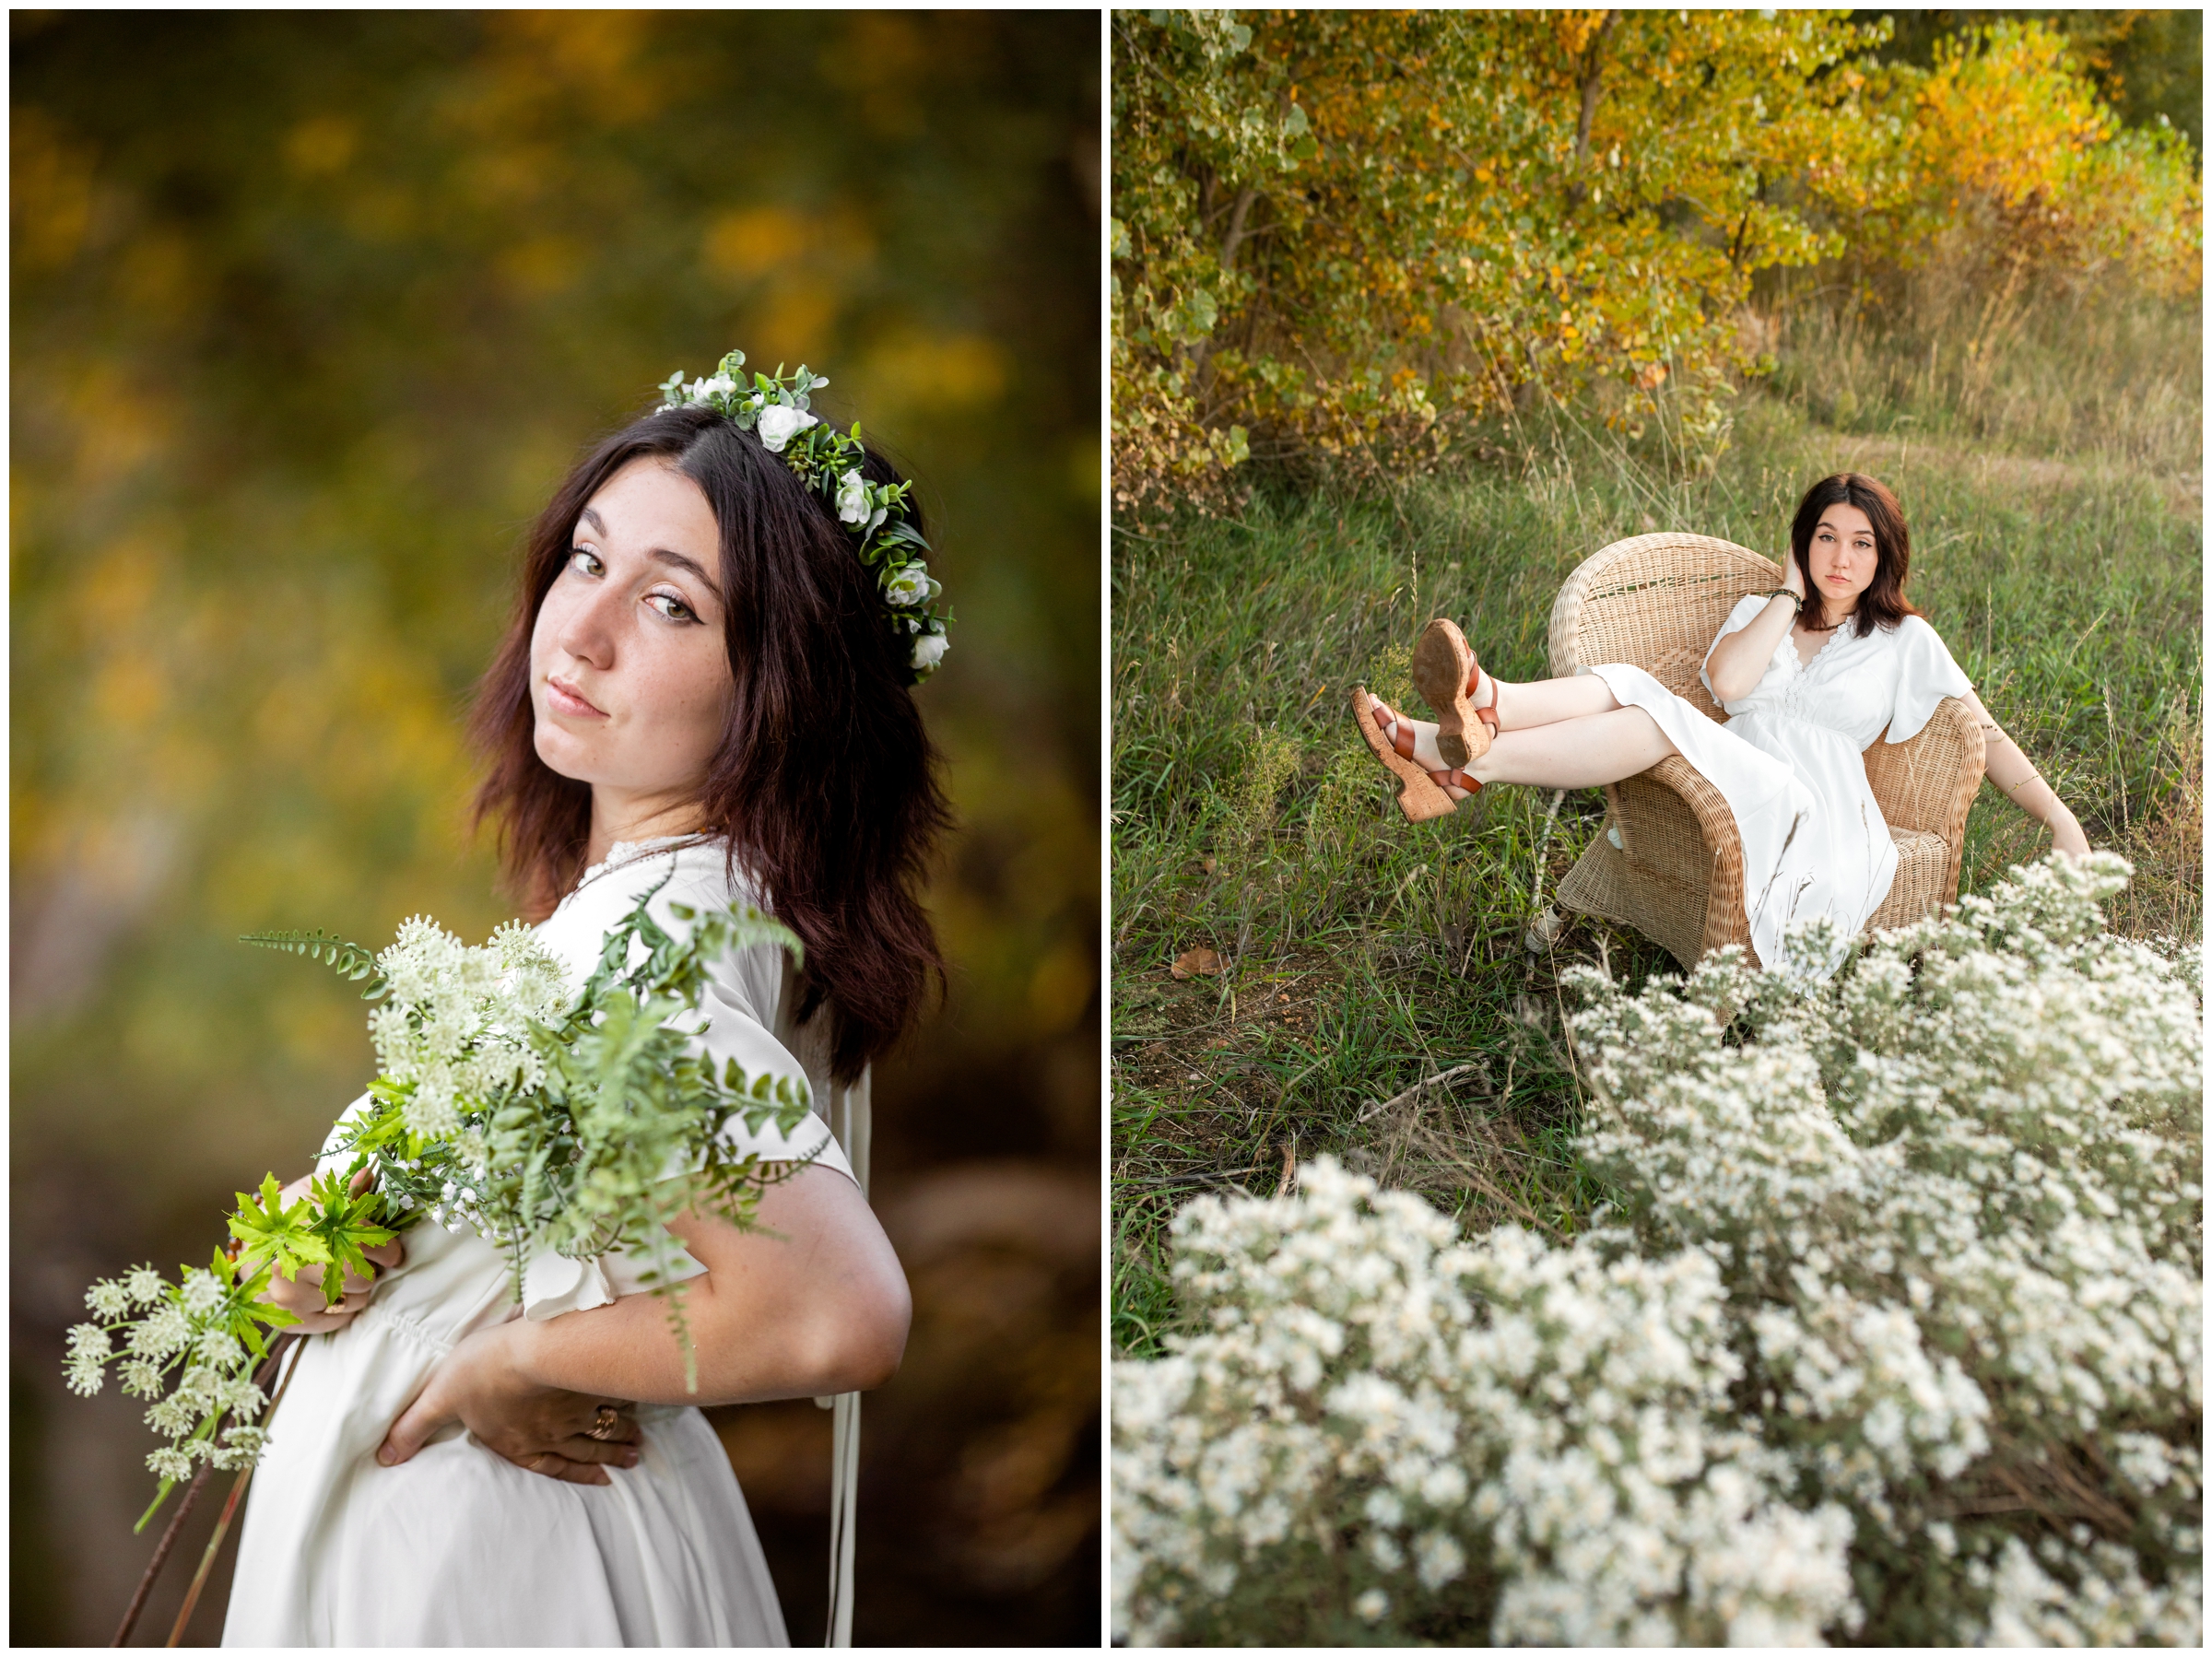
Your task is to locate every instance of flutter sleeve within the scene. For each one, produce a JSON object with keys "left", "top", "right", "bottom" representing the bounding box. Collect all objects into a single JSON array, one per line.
[
  {"left": 523, "top": 853, "right": 855, "bottom": 1320},
  {"left": 1884, "top": 615, "right": 1975, "bottom": 744},
  {"left": 1698, "top": 593, "right": 1776, "bottom": 700}
]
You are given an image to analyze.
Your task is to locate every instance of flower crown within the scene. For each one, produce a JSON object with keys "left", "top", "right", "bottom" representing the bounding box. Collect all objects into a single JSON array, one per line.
[{"left": 657, "top": 348, "right": 948, "bottom": 682}]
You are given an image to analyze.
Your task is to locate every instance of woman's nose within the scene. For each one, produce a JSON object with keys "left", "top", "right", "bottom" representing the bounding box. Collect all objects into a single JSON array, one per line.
[{"left": 556, "top": 582, "right": 624, "bottom": 668}]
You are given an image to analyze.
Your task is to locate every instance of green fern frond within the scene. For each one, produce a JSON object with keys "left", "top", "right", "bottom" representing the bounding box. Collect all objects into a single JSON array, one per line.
[{"left": 240, "top": 929, "right": 388, "bottom": 997}]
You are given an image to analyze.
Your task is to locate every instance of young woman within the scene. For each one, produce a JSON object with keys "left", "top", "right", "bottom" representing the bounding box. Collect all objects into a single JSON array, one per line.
[
  {"left": 1353, "top": 472, "right": 2088, "bottom": 972},
  {"left": 222, "top": 358, "right": 951, "bottom": 1645}
]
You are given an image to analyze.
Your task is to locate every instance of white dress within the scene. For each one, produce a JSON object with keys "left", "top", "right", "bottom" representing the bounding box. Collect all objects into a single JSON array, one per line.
[
  {"left": 1583, "top": 597, "right": 1972, "bottom": 974},
  {"left": 222, "top": 838, "right": 854, "bottom": 1647}
]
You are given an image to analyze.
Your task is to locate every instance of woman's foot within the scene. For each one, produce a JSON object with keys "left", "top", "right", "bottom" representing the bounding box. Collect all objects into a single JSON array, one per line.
[
  {"left": 1350, "top": 687, "right": 1480, "bottom": 822},
  {"left": 1413, "top": 619, "right": 1500, "bottom": 769}
]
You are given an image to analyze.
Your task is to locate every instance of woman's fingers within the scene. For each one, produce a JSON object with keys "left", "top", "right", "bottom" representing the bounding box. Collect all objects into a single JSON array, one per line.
[
  {"left": 362, "top": 1237, "right": 406, "bottom": 1271},
  {"left": 378, "top": 1381, "right": 451, "bottom": 1467},
  {"left": 574, "top": 1408, "right": 642, "bottom": 1446},
  {"left": 263, "top": 1261, "right": 328, "bottom": 1312},
  {"left": 520, "top": 1451, "right": 612, "bottom": 1487},
  {"left": 554, "top": 1432, "right": 642, "bottom": 1468}
]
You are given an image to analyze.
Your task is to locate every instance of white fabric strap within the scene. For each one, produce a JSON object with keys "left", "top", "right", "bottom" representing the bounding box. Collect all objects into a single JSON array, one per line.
[{"left": 817, "top": 1065, "right": 870, "bottom": 1647}]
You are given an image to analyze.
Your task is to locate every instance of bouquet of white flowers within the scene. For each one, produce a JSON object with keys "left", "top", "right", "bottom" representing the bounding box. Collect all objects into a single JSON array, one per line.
[{"left": 67, "top": 877, "right": 812, "bottom": 1527}]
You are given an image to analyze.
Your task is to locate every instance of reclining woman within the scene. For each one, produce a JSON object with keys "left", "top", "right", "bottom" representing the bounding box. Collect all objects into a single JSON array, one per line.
[{"left": 1353, "top": 472, "right": 2089, "bottom": 973}]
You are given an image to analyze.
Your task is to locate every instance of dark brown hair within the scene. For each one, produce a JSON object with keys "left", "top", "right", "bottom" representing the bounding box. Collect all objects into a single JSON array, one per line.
[
  {"left": 1790, "top": 472, "right": 1922, "bottom": 639},
  {"left": 469, "top": 404, "right": 951, "bottom": 1082}
]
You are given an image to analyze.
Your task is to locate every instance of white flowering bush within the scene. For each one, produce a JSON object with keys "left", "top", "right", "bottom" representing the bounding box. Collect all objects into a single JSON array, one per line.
[{"left": 1113, "top": 854, "right": 2202, "bottom": 1644}]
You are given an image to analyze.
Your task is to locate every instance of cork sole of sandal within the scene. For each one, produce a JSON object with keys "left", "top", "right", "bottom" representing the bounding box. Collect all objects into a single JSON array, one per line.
[
  {"left": 1413, "top": 618, "right": 1497, "bottom": 770},
  {"left": 1351, "top": 687, "right": 1456, "bottom": 823}
]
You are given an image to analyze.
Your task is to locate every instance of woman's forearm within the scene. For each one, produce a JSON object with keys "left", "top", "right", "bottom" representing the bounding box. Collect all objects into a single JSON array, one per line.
[
  {"left": 1971, "top": 695, "right": 2088, "bottom": 852},
  {"left": 1705, "top": 593, "right": 1797, "bottom": 702},
  {"left": 509, "top": 1165, "right": 911, "bottom": 1408}
]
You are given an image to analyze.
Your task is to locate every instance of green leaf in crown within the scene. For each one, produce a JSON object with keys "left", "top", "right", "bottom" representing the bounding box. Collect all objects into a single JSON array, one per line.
[{"left": 657, "top": 347, "right": 951, "bottom": 684}]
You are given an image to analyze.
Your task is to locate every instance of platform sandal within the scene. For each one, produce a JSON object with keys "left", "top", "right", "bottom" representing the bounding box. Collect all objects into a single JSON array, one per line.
[
  {"left": 1413, "top": 617, "right": 1501, "bottom": 769},
  {"left": 1350, "top": 687, "right": 1481, "bottom": 823}
]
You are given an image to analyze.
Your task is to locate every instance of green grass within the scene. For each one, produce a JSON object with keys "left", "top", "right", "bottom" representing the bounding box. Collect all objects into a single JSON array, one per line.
[{"left": 1110, "top": 287, "right": 2202, "bottom": 1360}]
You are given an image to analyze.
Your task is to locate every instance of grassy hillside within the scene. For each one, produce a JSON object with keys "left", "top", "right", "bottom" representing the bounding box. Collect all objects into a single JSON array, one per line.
[{"left": 1110, "top": 286, "right": 2201, "bottom": 1357}]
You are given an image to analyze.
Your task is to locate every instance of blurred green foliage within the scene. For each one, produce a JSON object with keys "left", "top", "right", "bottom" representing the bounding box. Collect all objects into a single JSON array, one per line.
[{"left": 12, "top": 10, "right": 1098, "bottom": 1643}]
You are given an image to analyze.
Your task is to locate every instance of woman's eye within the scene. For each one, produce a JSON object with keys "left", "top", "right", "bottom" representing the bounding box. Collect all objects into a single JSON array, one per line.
[
  {"left": 569, "top": 548, "right": 604, "bottom": 577},
  {"left": 645, "top": 592, "right": 698, "bottom": 624}
]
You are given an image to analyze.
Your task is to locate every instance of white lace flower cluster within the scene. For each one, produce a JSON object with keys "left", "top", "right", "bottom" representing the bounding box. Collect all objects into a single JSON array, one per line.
[
  {"left": 1112, "top": 853, "right": 2201, "bottom": 1646},
  {"left": 68, "top": 1263, "right": 273, "bottom": 1481},
  {"left": 658, "top": 348, "right": 949, "bottom": 681},
  {"left": 368, "top": 916, "right": 569, "bottom": 1146}
]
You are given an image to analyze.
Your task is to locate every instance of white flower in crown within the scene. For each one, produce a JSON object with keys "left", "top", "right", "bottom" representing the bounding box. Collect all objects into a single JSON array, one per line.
[
  {"left": 756, "top": 405, "right": 819, "bottom": 452},
  {"left": 691, "top": 372, "right": 738, "bottom": 404},
  {"left": 883, "top": 563, "right": 931, "bottom": 607},
  {"left": 836, "top": 469, "right": 869, "bottom": 526},
  {"left": 911, "top": 629, "right": 949, "bottom": 675}
]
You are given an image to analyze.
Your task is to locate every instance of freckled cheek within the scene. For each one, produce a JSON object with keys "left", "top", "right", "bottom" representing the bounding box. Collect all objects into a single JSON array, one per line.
[{"left": 638, "top": 651, "right": 734, "bottom": 747}]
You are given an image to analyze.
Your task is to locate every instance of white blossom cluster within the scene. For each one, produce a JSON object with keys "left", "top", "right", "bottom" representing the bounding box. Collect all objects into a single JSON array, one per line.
[
  {"left": 1112, "top": 853, "right": 2201, "bottom": 1645},
  {"left": 369, "top": 916, "right": 568, "bottom": 1142},
  {"left": 67, "top": 1264, "right": 272, "bottom": 1480}
]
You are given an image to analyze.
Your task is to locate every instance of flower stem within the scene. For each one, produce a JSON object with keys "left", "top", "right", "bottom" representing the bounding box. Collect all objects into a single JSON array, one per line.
[
  {"left": 110, "top": 1333, "right": 299, "bottom": 1646},
  {"left": 163, "top": 1336, "right": 305, "bottom": 1647},
  {"left": 110, "top": 1463, "right": 211, "bottom": 1647}
]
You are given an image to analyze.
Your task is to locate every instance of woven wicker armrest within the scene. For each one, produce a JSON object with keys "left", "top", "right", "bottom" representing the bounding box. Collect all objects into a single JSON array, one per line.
[
  {"left": 1861, "top": 696, "right": 1985, "bottom": 835},
  {"left": 1623, "top": 755, "right": 1754, "bottom": 958},
  {"left": 1860, "top": 694, "right": 1984, "bottom": 915}
]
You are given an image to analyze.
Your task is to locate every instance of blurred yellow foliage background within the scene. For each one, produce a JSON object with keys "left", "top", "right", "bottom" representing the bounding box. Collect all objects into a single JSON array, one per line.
[{"left": 12, "top": 11, "right": 1099, "bottom": 1645}]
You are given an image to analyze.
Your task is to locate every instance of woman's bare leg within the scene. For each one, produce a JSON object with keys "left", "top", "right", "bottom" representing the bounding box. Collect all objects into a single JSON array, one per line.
[
  {"left": 1373, "top": 699, "right": 1677, "bottom": 799},
  {"left": 1487, "top": 674, "right": 1625, "bottom": 732},
  {"left": 1468, "top": 710, "right": 1676, "bottom": 788}
]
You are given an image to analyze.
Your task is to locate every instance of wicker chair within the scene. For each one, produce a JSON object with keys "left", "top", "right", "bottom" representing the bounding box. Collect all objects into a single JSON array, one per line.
[{"left": 1547, "top": 533, "right": 1985, "bottom": 970}]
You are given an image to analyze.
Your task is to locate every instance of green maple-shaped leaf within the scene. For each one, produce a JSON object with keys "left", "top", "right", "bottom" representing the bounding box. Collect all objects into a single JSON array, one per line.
[{"left": 228, "top": 1172, "right": 333, "bottom": 1286}]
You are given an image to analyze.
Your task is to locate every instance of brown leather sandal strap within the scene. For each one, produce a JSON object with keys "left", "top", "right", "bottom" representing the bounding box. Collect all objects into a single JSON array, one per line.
[
  {"left": 1431, "top": 767, "right": 1481, "bottom": 793},
  {"left": 1465, "top": 661, "right": 1502, "bottom": 733},
  {"left": 1390, "top": 718, "right": 1418, "bottom": 761}
]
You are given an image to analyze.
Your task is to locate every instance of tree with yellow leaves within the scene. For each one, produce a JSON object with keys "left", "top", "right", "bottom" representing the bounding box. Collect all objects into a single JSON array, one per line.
[{"left": 1112, "top": 10, "right": 2199, "bottom": 516}]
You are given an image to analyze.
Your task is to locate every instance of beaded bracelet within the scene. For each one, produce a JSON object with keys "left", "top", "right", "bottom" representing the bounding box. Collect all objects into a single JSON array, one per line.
[{"left": 1760, "top": 587, "right": 1802, "bottom": 610}]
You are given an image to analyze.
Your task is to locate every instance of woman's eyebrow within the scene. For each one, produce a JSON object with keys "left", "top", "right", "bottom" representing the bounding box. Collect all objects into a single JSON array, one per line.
[
  {"left": 650, "top": 547, "right": 723, "bottom": 596},
  {"left": 576, "top": 506, "right": 723, "bottom": 598}
]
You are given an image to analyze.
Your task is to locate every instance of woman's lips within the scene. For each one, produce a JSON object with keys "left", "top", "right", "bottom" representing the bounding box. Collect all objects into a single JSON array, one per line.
[{"left": 545, "top": 676, "right": 607, "bottom": 719}]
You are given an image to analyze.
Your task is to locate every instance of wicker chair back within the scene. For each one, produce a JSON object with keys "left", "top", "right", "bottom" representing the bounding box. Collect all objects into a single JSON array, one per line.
[{"left": 1546, "top": 532, "right": 1782, "bottom": 713}]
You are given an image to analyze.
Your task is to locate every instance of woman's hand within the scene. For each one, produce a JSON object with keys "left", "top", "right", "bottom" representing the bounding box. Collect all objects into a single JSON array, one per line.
[
  {"left": 258, "top": 1169, "right": 406, "bottom": 1335},
  {"left": 2051, "top": 816, "right": 2091, "bottom": 859},
  {"left": 1705, "top": 568, "right": 1803, "bottom": 704},
  {"left": 378, "top": 1320, "right": 643, "bottom": 1486}
]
